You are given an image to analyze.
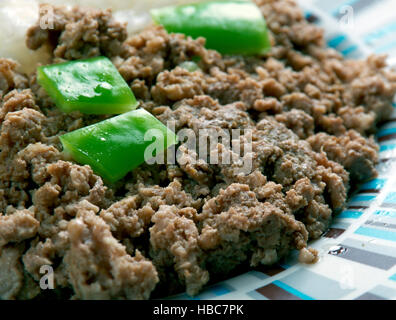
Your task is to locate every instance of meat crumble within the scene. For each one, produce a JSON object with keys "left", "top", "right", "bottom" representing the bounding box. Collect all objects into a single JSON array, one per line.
[{"left": 1, "top": 0, "right": 396, "bottom": 299}]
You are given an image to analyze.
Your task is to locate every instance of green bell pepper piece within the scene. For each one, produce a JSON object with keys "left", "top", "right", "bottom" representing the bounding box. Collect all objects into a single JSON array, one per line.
[
  {"left": 151, "top": 0, "right": 271, "bottom": 55},
  {"left": 37, "top": 56, "right": 138, "bottom": 114},
  {"left": 59, "top": 109, "right": 177, "bottom": 182},
  {"left": 179, "top": 61, "right": 200, "bottom": 72}
]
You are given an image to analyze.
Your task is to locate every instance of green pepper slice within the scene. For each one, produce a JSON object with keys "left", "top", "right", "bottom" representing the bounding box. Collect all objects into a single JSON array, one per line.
[
  {"left": 179, "top": 61, "right": 200, "bottom": 72},
  {"left": 60, "top": 109, "right": 177, "bottom": 182},
  {"left": 151, "top": 0, "right": 271, "bottom": 55},
  {"left": 37, "top": 56, "right": 138, "bottom": 114}
]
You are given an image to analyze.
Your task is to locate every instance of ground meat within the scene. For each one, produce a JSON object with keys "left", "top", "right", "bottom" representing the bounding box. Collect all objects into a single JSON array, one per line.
[
  {"left": 308, "top": 130, "right": 379, "bottom": 183},
  {"left": 116, "top": 26, "right": 221, "bottom": 84},
  {"left": 0, "top": 210, "right": 39, "bottom": 247},
  {"left": 0, "top": 59, "right": 28, "bottom": 97},
  {"left": 64, "top": 200, "right": 158, "bottom": 299},
  {"left": 100, "top": 195, "right": 149, "bottom": 240},
  {"left": 298, "top": 247, "right": 319, "bottom": 264},
  {"left": 205, "top": 68, "right": 266, "bottom": 108},
  {"left": 150, "top": 205, "right": 208, "bottom": 296},
  {"left": 0, "top": 91, "right": 47, "bottom": 212},
  {"left": 151, "top": 67, "right": 206, "bottom": 104},
  {"left": 0, "top": 246, "right": 25, "bottom": 299},
  {"left": 1, "top": 0, "right": 396, "bottom": 300},
  {"left": 26, "top": 4, "right": 127, "bottom": 61},
  {"left": 0, "top": 89, "right": 40, "bottom": 122},
  {"left": 198, "top": 183, "right": 308, "bottom": 271},
  {"left": 274, "top": 109, "right": 315, "bottom": 139}
]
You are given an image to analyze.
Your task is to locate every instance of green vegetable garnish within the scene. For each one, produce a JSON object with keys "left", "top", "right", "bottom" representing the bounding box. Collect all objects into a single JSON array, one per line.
[
  {"left": 151, "top": 0, "right": 271, "bottom": 55},
  {"left": 179, "top": 61, "right": 200, "bottom": 72},
  {"left": 60, "top": 109, "right": 177, "bottom": 182},
  {"left": 37, "top": 56, "right": 138, "bottom": 114}
]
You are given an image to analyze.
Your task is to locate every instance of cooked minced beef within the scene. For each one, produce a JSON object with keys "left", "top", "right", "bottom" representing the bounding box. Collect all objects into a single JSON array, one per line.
[{"left": 1, "top": 0, "right": 396, "bottom": 299}]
